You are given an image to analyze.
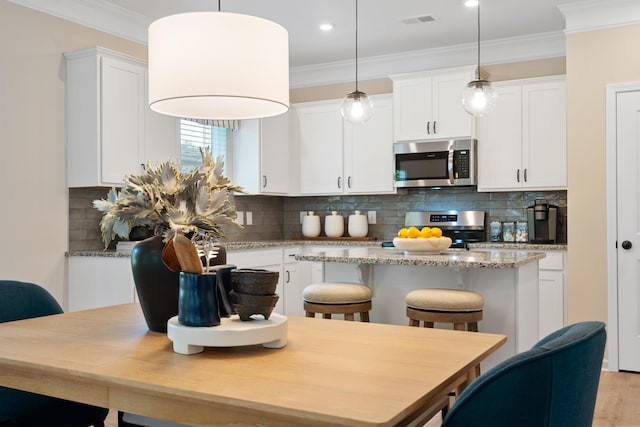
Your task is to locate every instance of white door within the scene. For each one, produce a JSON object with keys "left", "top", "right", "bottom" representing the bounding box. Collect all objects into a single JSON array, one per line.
[{"left": 616, "top": 89, "right": 640, "bottom": 372}]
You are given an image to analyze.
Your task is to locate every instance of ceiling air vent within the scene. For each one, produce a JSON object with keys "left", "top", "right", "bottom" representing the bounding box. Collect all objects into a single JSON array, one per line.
[{"left": 400, "top": 15, "right": 436, "bottom": 25}]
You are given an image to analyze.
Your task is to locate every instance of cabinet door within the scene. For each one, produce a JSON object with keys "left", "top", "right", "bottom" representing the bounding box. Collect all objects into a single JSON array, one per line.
[
  {"left": 392, "top": 77, "right": 431, "bottom": 141},
  {"left": 539, "top": 270, "right": 564, "bottom": 339},
  {"left": 233, "top": 115, "right": 289, "bottom": 195},
  {"left": 477, "top": 84, "right": 523, "bottom": 191},
  {"left": 260, "top": 113, "right": 290, "bottom": 194},
  {"left": 145, "top": 107, "right": 178, "bottom": 165},
  {"left": 344, "top": 95, "right": 395, "bottom": 194},
  {"left": 68, "top": 256, "right": 135, "bottom": 312},
  {"left": 522, "top": 80, "right": 567, "bottom": 190},
  {"left": 298, "top": 101, "right": 344, "bottom": 194},
  {"left": 431, "top": 71, "right": 474, "bottom": 138},
  {"left": 100, "top": 56, "right": 145, "bottom": 184}
]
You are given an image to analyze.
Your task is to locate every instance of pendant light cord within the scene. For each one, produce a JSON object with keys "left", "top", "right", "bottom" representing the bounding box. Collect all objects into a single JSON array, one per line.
[
  {"left": 217, "top": 0, "right": 221, "bottom": 12},
  {"left": 355, "top": 0, "right": 360, "bottom": 92},
  {"left": 476, "top": 2, "right": 481, "bottom": 80}
]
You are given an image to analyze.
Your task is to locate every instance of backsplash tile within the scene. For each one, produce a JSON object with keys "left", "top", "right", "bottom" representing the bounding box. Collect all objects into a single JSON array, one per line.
[{"left": 69, "top": 187, "right": 567, "bottom": 250}]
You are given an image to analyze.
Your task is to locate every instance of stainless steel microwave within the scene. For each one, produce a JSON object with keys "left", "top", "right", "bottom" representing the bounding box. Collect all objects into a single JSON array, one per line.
[{"left": 394, "top": 138, "right": 477, "bottom": 188}]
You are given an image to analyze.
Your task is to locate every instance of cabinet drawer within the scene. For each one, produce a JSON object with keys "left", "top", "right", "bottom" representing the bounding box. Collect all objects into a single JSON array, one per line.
[
  {"left": 227, "top": 248, "right": 283, "bottom": 268},
  {"left": 538, "top": 252, "right": 564, "bottom": 270},
  {"left": 283, "top": 247, "right": 300, "bottom": 264}
]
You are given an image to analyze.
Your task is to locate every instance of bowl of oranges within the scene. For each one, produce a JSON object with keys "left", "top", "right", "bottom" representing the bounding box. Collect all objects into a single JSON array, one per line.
[{"left": 393, "top": 226, "right": 452, "bottom": 254}]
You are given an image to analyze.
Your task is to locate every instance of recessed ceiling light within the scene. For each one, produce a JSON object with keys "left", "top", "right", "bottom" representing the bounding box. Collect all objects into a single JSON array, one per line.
[
  {"left": 465, "top": 0, "right": 479, "bottom": 7},
  {"left": 319, "top": 23, "right": 334, "bottom": 31}
]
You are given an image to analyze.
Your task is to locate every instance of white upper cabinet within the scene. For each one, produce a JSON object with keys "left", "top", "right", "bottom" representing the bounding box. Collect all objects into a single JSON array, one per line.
[
  {"left": 343, "top": 95, "right": 395, "bottom": 194},
  {"left": 391, "top": 67, "right": 476, "bottom": 141},
  {"left": 233, "top": 113, "right": 290, "bottom": 195},
  {"left": 296, "top": 100, "right": 344, "bottom": 194},
  {"left": 65, "top": 47, "right": 178, "bottom": 187},
  {"left": 294, "top": 94, "right": 395, "bottom": 196},
  {"left": 477, "top": 76, "right": 566, "bottom": 192}
]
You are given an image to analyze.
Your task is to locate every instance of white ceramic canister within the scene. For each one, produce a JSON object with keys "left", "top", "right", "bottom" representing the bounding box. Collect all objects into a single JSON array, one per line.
[
  {"left": 301, "top": 211, "right": 321, "bottom": 238},
  {"left": 324, "top": 211, "right": 344, "bottom": 238},
  {"left": 348, "top": 210, "right": 368, "bottom": 238}
]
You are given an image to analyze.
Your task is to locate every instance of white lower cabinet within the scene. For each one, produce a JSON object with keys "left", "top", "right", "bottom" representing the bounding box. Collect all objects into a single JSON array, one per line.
[
  {"left": 283, "top": 247, "right": 307, "bottom": 316},
  {"left": 537, "top": 251, "right": 566, "bottom": 339},
  {"left": 67, "top": 256, "right": 135, "bottom": 312}
]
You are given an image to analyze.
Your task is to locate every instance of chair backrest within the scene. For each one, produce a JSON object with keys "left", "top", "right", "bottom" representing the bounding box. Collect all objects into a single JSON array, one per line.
[
  {"left": 0, "top": 280, "right": 63, "bottom": 323},
  {"left": 442, "top": 321, "right": 606, "bottom": 427}
]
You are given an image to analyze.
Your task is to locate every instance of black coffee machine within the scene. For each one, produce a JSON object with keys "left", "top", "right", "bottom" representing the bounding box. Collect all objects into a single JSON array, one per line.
[{"left": 526, "top": 199, "right": 558, "bottom": 244}]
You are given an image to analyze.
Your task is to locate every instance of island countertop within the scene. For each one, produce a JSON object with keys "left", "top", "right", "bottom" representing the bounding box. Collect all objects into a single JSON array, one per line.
[{"left": 294, "top": 247, "right": 545, "bottom": 269}]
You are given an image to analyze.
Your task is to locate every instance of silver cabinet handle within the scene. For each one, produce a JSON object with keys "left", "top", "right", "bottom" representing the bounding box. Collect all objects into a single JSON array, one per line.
[
  {"left": 427, "top": 121, "right": 431, "bottom": 134},
  {"left": 517, "top": 169, "right": 520, "bottom": 182},
  {"left": 262, "top": 175, "right": 267, "bottom": 188},
  {"left": 285, "top": 270, "right": 291, "bottom": 283},
  {"left": 337, "top": 176, "right": 342, "bottom": 189},
  {"left": 433, "top": 121, "right": 437, "bottom": 134},
  {"left": 348, "top": 176, "right": 352, "bottom": 188},
  {"left": 447, "top": 143, "right": 455, "bottom": 185},
  {"left": 524, "top": 169, "right": 527, "bottom": 182}
]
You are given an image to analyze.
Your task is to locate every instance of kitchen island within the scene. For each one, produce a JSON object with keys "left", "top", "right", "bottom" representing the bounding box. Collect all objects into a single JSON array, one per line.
[{"left": 296, "top": 247, "right": 545, "bottom": 369}]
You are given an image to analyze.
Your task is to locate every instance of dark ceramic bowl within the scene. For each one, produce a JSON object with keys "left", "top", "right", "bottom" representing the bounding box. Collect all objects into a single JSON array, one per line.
[
  {"left": 229, "top": 291, "right": 279, "bottom": 321},
  {"left": 231, "top": 269, "right": 279, "bottom": 295}
]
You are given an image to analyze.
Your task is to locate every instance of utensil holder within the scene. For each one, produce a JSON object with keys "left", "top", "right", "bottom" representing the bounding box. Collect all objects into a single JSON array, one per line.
[{"left": 178, "top": 272, "right": 220, "bottom": 327}]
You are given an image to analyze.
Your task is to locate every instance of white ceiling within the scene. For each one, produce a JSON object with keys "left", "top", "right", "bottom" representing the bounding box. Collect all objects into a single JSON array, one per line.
[
  {"left": 10, "top": 0, "right": 638, "bottom": 86},
  {"left": 101, "top": 0, "right": 582, "bottom": 67}
]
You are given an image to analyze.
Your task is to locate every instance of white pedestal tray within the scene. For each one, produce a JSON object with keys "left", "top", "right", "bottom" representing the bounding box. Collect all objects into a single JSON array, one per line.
[{"left": 167, "top": 313, "right": 288, "bottom": 355}]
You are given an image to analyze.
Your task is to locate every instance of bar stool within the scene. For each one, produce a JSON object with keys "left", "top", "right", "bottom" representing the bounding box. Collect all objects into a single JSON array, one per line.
[
  {"left": 303, "top": 283, "right": 372, "bottom": 322},
  {"left": 406, "top": 287, "right": 485, "bottom": 417},
  {"left": 405, "top": 288, "right": 484, "bottom": 331}
]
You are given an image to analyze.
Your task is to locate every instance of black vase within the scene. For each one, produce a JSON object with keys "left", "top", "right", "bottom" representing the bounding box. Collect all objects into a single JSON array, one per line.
[{"left": 131, "top": 235, "right": 180, "bottom": 333}]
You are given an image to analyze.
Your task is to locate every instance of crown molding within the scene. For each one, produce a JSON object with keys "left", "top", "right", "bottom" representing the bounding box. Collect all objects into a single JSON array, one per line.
[
  {"left": 8, "top": 0, "right": 150, "bottom": 43},
  {"left": 559, "top": 0, "right": 640, "bottom": 34},
  {"left": 290, "top": 31, "right": 566, "bottom": 88}
]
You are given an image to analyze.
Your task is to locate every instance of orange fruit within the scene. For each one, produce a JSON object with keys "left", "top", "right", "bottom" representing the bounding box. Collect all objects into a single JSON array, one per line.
[
  {"left": 431, "top": 227, "right": 443, "bottom": 237},
  {"left": 420, "top": 227, "right": 432, "bottom": 238},
  {"left": 407, "top": 226, "right": 421, "bottom": 238}
]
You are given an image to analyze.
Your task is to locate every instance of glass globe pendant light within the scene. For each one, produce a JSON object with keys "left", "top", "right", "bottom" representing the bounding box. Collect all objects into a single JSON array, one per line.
[
  {"left": 462, "top": 1, "right": 496, "bottom": 116},
  {"left": 341, "top": 0, "right": 373, "bottom": 124}
]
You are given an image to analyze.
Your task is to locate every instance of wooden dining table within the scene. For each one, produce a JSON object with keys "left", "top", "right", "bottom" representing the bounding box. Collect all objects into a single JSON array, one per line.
[{"left": 0, "top": 303, "right": 505, "bottom": 426}]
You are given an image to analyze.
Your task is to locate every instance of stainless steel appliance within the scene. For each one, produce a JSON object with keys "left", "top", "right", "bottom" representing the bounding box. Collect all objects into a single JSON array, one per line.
[
  {"left": 394, "top": 138, "right": 477, "bottom": 188},
  {"left": 526, "top": 199, "right": 558, "bottom": 243},
  {"left": 404, "top": 210, "right": 485, "bottom": 248}
]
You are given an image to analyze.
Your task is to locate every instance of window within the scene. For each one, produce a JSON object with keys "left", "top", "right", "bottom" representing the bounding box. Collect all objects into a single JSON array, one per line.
[{"left": 179, "top": 119, "right": 228, "bottom": 172}]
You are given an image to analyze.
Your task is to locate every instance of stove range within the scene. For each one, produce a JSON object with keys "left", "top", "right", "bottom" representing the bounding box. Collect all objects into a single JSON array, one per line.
[{"left": 386, "top": 210, "right": 486, "bottom": 249}]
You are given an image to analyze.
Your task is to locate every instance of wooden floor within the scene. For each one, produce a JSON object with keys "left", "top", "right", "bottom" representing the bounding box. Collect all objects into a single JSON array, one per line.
[{"left": 104, "top": 371, "right": 640, "bottom": 427}]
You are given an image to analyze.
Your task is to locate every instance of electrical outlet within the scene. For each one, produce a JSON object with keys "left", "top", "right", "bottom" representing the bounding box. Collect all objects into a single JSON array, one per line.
[
  {"left": 237, "top": 211, "right": 244, "bottom": 226},
  {"left": 367, "top": 211, "right": 377, "bottom": 224},
  {"left": 300, "top": 211, "right": 306, "bottom": 224},
  {"left": 246, "top": 211, "right": 253, "bottom": 225}
]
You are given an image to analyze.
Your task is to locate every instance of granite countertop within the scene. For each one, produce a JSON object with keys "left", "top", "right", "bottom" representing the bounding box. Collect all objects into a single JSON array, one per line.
[
  {"left": 67, "top": 240, "right": 566, "bottom": 258},
  {"left": 294, "top": 247, "right": 545, "bottom": 269}
]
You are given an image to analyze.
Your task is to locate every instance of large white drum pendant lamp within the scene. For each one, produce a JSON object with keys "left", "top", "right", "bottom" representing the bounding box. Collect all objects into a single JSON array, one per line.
[{"left": 148, "top": 12, "right": 289, "bottom": 120}]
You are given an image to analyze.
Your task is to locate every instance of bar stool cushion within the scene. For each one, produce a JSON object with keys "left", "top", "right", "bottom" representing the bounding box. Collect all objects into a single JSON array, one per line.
[
  {"left": 303, "top": 283, "right": 373, "bottom": 304},
  {"left": 406, "top": 289, "right": 484, "bottom": 312}
]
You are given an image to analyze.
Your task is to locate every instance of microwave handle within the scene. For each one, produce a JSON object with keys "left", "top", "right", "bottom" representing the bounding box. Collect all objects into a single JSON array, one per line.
[{"left": 448, "top": 146, "right": 455, "bottom": 185}]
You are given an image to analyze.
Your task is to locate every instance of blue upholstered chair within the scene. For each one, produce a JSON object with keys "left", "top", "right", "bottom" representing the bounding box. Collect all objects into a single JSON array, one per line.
[
  {"left": 0, "top": 280, "right": 109, "bottom": 427},
  {"left": 441, "top": 321, "right": 606, "bottom": 427}
]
